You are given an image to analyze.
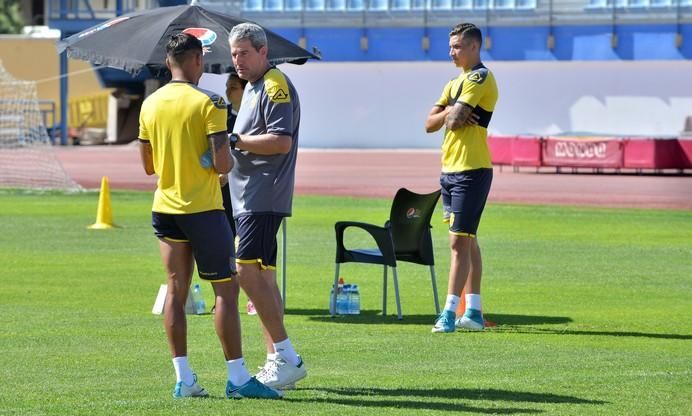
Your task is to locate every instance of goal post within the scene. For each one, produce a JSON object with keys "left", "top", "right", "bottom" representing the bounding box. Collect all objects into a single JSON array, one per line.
[{"left": 0, "top": 61, "right": 82, "bottom": 191}]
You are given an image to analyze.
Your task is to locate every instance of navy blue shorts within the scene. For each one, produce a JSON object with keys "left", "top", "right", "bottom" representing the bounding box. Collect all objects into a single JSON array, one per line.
[
  {"left": 220, "top": 183, "right": 236, "bottom": 235},
  {"left": 440, "top": 168, "right": 493, "bottom": 237},
  {"left": 152, "top": 210, "right": 235, "bottom": 281},
  {"left": 234, "top": 214, "right": 284, "bottom": 270}
]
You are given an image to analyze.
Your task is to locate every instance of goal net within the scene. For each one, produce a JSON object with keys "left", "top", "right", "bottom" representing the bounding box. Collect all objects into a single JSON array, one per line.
[{"left": 0, "top": 61, "right": 82, "bottom": 191}]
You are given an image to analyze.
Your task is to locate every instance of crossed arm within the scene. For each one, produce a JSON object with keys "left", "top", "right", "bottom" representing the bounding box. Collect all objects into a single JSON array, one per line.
[{"left": 425, "top": 102, "right": 477, "bottom": 133}]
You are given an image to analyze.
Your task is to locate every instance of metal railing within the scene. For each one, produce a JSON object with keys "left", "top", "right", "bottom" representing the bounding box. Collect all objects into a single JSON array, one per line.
[{"left": 45, "top": 0, "right": 692, "bottom": 26}]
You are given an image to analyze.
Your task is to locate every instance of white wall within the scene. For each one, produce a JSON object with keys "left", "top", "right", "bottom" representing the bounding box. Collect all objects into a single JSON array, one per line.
[{"left": 201, "top": 61, "right": 692, "bottom": 148}]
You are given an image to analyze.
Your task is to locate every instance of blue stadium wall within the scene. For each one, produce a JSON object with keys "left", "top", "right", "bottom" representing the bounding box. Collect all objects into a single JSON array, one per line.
[{"left": 271, "top": 23, "right": 692, "bottom": 61}]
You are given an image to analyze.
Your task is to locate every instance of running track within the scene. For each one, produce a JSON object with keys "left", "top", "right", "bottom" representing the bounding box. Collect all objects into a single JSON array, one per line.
[{"left": 55, "top": 146, "right": 692, "bottom": 210}]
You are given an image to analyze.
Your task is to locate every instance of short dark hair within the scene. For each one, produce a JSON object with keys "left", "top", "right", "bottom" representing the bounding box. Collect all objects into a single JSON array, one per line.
[
  {"left": 450, "top": 23, "right": 482, "bottom": 46},
  {"left": 166, "top": 33, "right": 202, "bottom": 63}
]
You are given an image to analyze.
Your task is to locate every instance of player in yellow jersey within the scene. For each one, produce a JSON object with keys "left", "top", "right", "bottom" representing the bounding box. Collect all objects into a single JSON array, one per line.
[
  {"left": 425, "top": 23, "right": 498, "bottom": 333},
  {"left": 138, "top": 33, "right": 280, "bottom": 399}
]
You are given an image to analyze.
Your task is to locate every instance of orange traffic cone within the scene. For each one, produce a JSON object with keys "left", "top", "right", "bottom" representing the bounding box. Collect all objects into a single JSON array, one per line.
[
  {"left": 456, "top": 284, "right": 496, "bottom": 327},
  {"left": 88, "top": 176, "right": 117, "bottom": 229}
]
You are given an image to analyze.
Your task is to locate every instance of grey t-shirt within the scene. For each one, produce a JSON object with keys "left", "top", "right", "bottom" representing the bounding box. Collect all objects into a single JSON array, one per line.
[{"left": 230, "top": 67, "right": 300, "bottom": 217}]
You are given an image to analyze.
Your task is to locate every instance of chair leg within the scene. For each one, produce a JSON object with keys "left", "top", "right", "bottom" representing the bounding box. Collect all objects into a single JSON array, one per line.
[
  {"left": 430, "top": 265, "right": 440, "bottom": 315},
  {"left": 391, "top": 267, "right": 402, "bottom": 320},
  {"left": 332, "top": 263, "right": 340, "bottom": 317},
  {"left": 281, "top": 218, "right": 287, "bottom": 311},
  {"left": 382, "top": 265, "right": 388, "bottom": 317}
]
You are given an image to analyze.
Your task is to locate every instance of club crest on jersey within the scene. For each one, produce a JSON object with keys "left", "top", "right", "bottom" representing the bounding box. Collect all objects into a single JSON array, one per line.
[
  {"left": 268, "top": 86, "right": 290, "bottom": 103},
  {"left": 406, "top": 207, "right": 421, "bottom": 219},
  {"left": 183, "top": 28, "right": 217, "bottom": 55},
  {"left": 467, "top": 69, "right": 488, "bottom": 84},
  {"left": 209, "top": 94, "right": 226, "bottom": 109}
]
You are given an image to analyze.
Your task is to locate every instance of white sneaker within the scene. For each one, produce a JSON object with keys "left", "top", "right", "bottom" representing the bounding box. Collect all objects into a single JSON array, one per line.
[
  {"left": 172, "top": 373, "right": 209, "bottom": 398},
  {"left": 256, "top": 356, "right": 307, "bottom": 389}
]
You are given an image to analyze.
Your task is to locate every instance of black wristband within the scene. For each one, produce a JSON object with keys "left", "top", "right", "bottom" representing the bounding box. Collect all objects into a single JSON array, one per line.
[{"left": 229, "top": 133, "right": 239, "bottom": 150}]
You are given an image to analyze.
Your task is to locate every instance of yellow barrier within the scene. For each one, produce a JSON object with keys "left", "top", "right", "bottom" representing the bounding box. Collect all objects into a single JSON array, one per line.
[{"left": 67, "top": 91, "right": 111, "bottom": 129}]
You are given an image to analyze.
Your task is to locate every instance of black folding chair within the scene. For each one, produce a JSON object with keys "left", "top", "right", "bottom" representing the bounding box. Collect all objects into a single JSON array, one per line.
[{"left": 332, "top": 188, "right": 441, "bottom": 319}]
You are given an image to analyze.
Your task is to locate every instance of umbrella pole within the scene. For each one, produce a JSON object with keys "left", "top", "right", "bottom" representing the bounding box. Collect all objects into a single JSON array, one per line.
[{"left": 59, "top": 50, "right": 68, "bottom": 146}]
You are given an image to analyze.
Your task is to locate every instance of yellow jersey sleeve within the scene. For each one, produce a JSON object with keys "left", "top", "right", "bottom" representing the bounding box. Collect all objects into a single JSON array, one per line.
[
  {"left": 265, "top": 69, "right": 291, "bottom": 104},
  {"left": 203, "top": 94, "right": 228, "bottom": 135},
  {"left": 138, "top": 108, "right": 149, "bottom": 141},
  {"left": 458, "top": 68, "right": 490, "bottom": 108},
  {"left": 435, "top": 80, "right": 453, "bottom": 107}
]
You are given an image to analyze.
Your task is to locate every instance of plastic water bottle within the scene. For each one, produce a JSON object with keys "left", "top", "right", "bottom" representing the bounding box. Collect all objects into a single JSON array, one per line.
[
  {"left": 337, "top": 282, "right": 349, "bottom": 315},
  {"left": 349, "top": 284, "right": 360, "bottom": 315},
  {"left": 330, "top": 277, "right": 344, "bottom": 315},
  {"left": 192, "top": 283, "right": 206, "bottom": 315}
]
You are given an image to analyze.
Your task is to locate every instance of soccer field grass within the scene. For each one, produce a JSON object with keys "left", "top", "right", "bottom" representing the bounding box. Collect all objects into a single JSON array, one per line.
[{"left": 1, "top": 190, "right": 690, "bottom": 415}]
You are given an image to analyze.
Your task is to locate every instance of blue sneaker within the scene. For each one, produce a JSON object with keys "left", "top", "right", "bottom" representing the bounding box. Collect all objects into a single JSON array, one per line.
[
  {"left": 172, "top": 374, "right": 209, "bottom": 398},
  {"left": 226, "top": 377, "right": 283, "bottom": 399},
  {"left": 431, "top": 310, "right": 456, "bottom": 333},
  {"left": 455, "top": 308, "right": 485, "bottom": 331}
]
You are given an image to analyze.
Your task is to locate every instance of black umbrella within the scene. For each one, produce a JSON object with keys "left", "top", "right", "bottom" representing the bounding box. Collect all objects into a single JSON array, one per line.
[{"left": 56, "top": 4, "right": 320, "bottom": 76}]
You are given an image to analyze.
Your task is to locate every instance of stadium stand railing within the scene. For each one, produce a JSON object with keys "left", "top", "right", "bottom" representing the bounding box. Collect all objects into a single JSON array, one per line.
[{"left": 46, "top": 0, "right": 692, "bottom": 27}]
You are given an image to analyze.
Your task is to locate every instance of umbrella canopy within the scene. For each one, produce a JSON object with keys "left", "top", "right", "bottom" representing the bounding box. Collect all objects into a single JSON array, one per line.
[{"left": 57, "top": 5, "right": 320, "bottom": 76}]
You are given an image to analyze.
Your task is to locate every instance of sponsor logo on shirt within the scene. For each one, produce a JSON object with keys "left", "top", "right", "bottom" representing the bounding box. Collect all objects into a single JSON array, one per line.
[{"left": 268, "top": 85, "right": 290, "bottom": 104}]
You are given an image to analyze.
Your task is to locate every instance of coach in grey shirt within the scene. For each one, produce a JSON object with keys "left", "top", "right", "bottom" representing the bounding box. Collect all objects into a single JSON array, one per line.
[{"left": 227, "top": 22, "right": 307, "bottom": 391}]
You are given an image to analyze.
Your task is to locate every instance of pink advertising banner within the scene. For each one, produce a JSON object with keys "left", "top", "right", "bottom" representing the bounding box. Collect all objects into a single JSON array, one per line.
[{"left": 542, "top": 137, "right": 624, "bottom": 168}]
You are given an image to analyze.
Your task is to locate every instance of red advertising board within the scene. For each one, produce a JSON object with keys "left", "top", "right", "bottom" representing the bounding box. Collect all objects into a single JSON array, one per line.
[
  {"left": 678, "top": 137, "right": 692, "bottom": 169},
  {"left": 542, "top": 136, "right": 623, "bottom": 168},
  {"left": 623, "top": 137, "right": 684, "bottom": 169},
  {"left": 511, "top": 136, "right": 542, "bottom": 167},
  {"left": 488, "top": 135, "right": 513, "bottom": 165}
]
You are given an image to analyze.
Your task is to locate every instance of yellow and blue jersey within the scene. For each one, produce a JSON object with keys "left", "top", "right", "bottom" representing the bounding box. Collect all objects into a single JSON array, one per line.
[
  {"left": 138, "top": 81, "right": 227, "bottom": 214},
  {"left": 435, "top": 63, "right": 498, "bottom": 173}
]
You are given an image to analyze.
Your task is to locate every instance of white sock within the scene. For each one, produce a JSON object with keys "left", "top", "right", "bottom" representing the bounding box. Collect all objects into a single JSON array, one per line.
[
  {"left": 443, "top": 294, "right": 460, "bottom": 313},
  {"left": 172, "top": 356, "right": 194, "bottom": 385},
  {"left": 273, "top": 338, "right": 300, "bottom": 366},
  {"left": 266, "top": 352, "right": 277, "bottom": 363},
  {"left": 466, "top": 293, "right": 482, "bottom": 311},
  {"left": 226, "top": 358, "right": 251, "bottom": 387}
]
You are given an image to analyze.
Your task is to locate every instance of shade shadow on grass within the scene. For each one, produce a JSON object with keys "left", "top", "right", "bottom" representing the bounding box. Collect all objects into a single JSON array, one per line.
[
  {"left": 298, "top": 309, "right": 572, "bottom": 326},
  {"left": 287, "top": 386, "right": 606, "bottom": 413},
  {"left": 494, "top": 326, "right": 692, "bottom": 341}
]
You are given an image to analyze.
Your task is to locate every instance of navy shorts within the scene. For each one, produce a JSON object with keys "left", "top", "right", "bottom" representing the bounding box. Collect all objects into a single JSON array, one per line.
[
  {"left": 220, "top": 182, "right": 236, "bottom": 235},
  {"left": 234, "top": 214, "right": 284, "bottom": 270},
  {"left": 440, "top": 168, "right": 493, "bottom": 237},
  {"left": 152, "top": 210, "right": 235, "bottom": 281}
]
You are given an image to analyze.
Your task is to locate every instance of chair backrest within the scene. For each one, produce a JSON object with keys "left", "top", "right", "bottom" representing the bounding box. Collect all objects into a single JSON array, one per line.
[{"left": 388, "top": 188, "right": 441, "bottom": 266}]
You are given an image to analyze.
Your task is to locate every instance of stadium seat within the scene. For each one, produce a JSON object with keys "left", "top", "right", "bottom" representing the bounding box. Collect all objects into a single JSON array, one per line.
[
  {"left": 453, "top": 0, "right": 474, "bottom": 8},
  {"left": 243, "top": 0, "right": 263, "bottom": 10},
  {"left": 628, "top": 0, "right": 650, "bottom": 7},
  {"left": 332, "top": 188, "right": 442, "bottom": 320},
  {"left": 431, "top": 0, "right": 452, "bottom": 9},
  {"left": 649, "top": 0, "right": 671, "bottom": 6},
  {"left": 265, "top": 0, "right": 285, "bottom": 10},
  {"left": 584, "top": 0, "right": 608, "bottom": 8},
  {"left": 410, "top": 0, "right": 427, "bottom": 9},
  {"left": 391, "top": 0, "right": 411, "bottom": 10},
  {"left": 347, "top": 0, "right": 366, "bottom": 9},
  {"left": 306, "top": 0, "right": 326, "bottom": 10},
  {"left": 473, "top": 0, "right": 493, "bottom": 9},
  {"left": 494, "top": 0, "right": 515, "bottom": 9},
  {"left": 326, "top": 0, "right": 347, "bottom": 9},
  {"left": 514, "top": 0, "right": 536, "bottom": 8},
  {"left": 369, "top": 0, "right": 390, "bottom": 10},
  {"left": 285, "top": 0, "right": 304, "bottom": 10}
]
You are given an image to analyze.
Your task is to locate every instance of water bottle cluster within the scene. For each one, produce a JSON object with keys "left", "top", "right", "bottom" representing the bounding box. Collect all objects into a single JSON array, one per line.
[
  {"left": 191, "top": 283, "right": 206, "bottom": 315},
  {"left": 330, "top": 277, "right": 360, "bottom": 315}
]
